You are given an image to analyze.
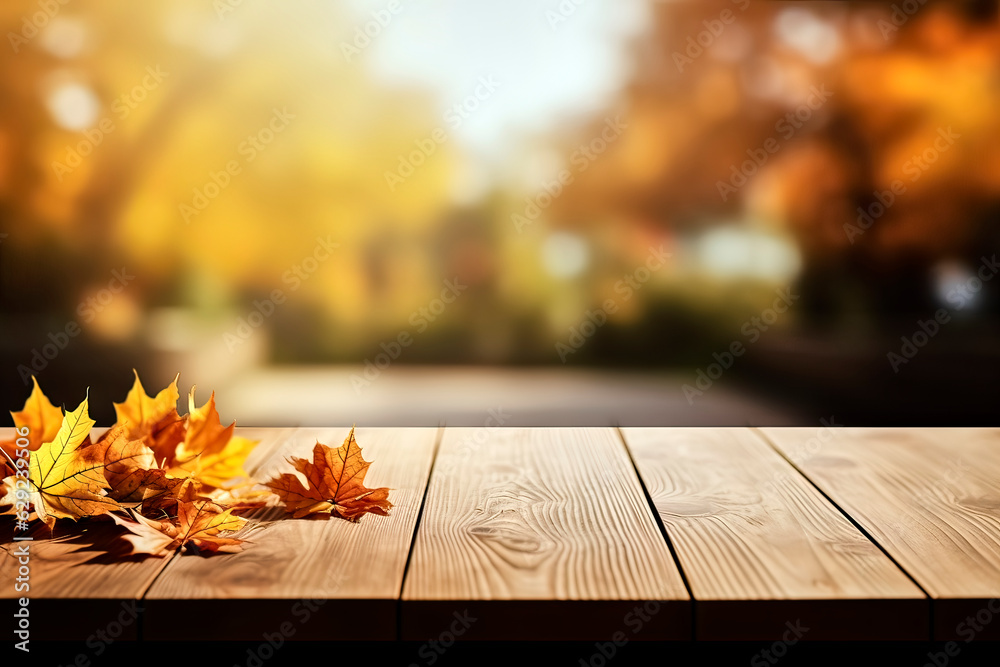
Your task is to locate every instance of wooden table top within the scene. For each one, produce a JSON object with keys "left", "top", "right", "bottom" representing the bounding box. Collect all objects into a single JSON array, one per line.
[{"left": 3, "top": 427, "right": 999, "bottom": 642}]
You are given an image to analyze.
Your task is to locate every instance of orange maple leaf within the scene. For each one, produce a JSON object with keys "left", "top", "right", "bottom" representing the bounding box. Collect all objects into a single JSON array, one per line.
[
  {"left": 265, "top": 427, "right": 392, "bottom": 520},
  {"left": 109, "top": 371, "right": 186, "bottom": 465},
  {"left": 170, "top": 388, "right": 256, "bottom": 488},
  {"left": 109, "top": 374, "right": 257, "bottom": 489},
  {"left": 9, "top": 376, "right": 64, "bottom": 451},
  {"left": 99, "top": 425, "right": 182, "bottom": 507},
  {"left": 111, "top": 500, "right": 249, "bottom": 556},
  {"left": 147, "top": 408, "right": 186, "bottom": 466},
  {"left": 112, "top": 371, "right": 180, "bottom": 442}
]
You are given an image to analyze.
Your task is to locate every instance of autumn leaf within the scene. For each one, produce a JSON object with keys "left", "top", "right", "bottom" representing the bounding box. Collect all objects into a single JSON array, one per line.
[
  {"left": 265, "top": 427, "right": 392, "bottom": 520},
  {"left": 10, "top": 376, "right": 64, "bottom": 450},
  {"left": 1, "top": 375, "right": 63, "bottom": 470},
  {"left": 120, "top": 466, "right": 217, "bottom": 516},
  {"left": 207, "top": 485, "right": 276, "bottom": 515},
  {"left": 99, "top": 425, "right": 180, "bottom": 507},
  {"left": 0, "top": 477, "right": 18, "bottom": 512},
  {"left": 28, "top": 394, "right": 119, "bottom": 527},
  {"left": 3, "top": 373, "right": 275, "bottom": 557},
  {"left": 0, "top": 468, "right": 14, "bottom": 504},
  {"left": 147, "top": 408, "right": 186, "bottom": 466},
  {"left": 110, "top": 371, "right": 186, "bottom": 467},
  {"left": 170, "top": 388, "right": 257, "bottom": 489},
  {"left": 111, "top": 500, "right": 249, "bottom": 556},
  {"left": 0, "top": 375, "right": 62, "bottom": 513},
  {"left": 101, "top": 425, "right": 155, "bottom": 496},
  {"left": 112, "top": 371, "right": 180, "bottom": 442}
]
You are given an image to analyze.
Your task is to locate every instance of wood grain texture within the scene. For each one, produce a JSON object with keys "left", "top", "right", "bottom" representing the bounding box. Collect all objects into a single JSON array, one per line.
[
  {"left": 143, "top": 427, "right": 438, "bottom": 640},
  {"left": 0, "top": 518, "right": 166, "bottom": 641},
  {"left": 0, "top": 427, "right": 288, "bottom": 640},
  {"left": 401, "top": 427, "right": 690, "bottom": 640},
  {"left": 761, "top": 427, "right": 1000, "bottom": 640},
  {"left": 622, "top": 428, "right": 927, "bottom": 640}
]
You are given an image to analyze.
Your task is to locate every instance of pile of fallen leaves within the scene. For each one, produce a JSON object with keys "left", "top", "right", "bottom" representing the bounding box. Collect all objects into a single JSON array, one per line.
[{"left": 0, "top": 373, "right": 391, "bottom": 557}]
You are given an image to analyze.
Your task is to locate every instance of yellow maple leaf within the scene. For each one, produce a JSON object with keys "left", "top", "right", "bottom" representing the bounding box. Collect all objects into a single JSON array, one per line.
[
  {"left": 112, "top": 370, "right": 180, "bottom": 441},
  {"left": 7, "top": 375, "right": 63, "bottom": 451},
  {"left": 28, "top": 394, "right": 119, "bottom": 527}
]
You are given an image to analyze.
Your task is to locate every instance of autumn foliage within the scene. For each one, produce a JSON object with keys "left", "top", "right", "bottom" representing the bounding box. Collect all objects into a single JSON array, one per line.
[
  {"left": 266, "top": 427, "right": 392, "bottom": 521},
  {"left": 1, "top": 373, "right": 391, "bottom": 557}
]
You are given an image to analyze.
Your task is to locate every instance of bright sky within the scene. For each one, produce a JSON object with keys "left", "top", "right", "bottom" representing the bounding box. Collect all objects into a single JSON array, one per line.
[{"left": 352, "top": 0, "right": 650, "bottom": 160}]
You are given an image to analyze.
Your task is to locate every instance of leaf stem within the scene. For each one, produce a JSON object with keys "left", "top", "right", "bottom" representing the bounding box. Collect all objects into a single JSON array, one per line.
[{"left": 0, "top": 446, "right": 18, "bottom": 469}]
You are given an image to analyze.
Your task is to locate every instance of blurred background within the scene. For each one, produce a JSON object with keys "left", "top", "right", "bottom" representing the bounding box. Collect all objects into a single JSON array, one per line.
[{"left": 1, "top": 0, "right": 998, "bottom": 426}]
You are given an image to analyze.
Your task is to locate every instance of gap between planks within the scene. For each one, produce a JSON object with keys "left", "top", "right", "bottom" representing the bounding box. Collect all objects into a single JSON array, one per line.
[
  {"left": 614, "top": 425, "right": 698, "bottom": 640},
  {"left": 400, "top": 427, "right": 692, "bottom": 641},
  {"left": 757, "top": 427, "right": 1000, "bottom": 641},
  {"left": 395, "top": 424, "right": 445, "bottom": 642},
  {"left": 751, "top": 426, "right": 934, "bottom": 600},
  {"left": 141, "top": 426, "right": 439, "bottom": 641},
  {"left": 621, "top": 427, "right": 928, "bottom": 641}
]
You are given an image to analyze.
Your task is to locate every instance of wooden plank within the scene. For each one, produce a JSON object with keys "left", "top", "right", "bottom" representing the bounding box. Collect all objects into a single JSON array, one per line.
[
  {"left": 143, "top": 427, "right": 438, "bottom": 641},
  {"left": 0, "top": 426, "right": 287, "bottom": 641},
  {"left": 761, "top": 427, "right": 1000, "bottom": 641},
  {"left": 401, "top": 427, "right": 691, "bottom": 640},
  {"left": 622, "top": 428, "right": 927, "bottom": 640},
  {"left": 0, "top": 519, "right": 164, "bottom": 642}
]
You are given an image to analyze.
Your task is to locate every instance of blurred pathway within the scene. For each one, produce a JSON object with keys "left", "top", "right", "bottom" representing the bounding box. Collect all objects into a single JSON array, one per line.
[{"left": 218, "top": 365, "right": 801, "bottom": 427}]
